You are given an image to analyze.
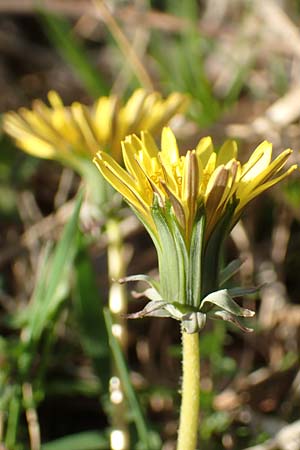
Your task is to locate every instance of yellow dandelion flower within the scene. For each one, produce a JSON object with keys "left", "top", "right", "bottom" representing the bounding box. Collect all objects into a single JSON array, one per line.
[
  {"left": 3, "top": 89, "right": 188, "bottom": 167},
  {"left": 94, "top": 127, "right": 296, "bottom": 243},
  {"left": 94, "top": 127, "right": 296, "bottom": 333}
]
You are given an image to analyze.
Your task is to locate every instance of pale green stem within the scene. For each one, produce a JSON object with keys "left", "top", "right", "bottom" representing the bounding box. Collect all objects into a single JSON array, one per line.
[
  {"left": 106, "top": 218, "right": 130, "bottom": 450},
  {"left": 177, "top": 330, "right": 200, "bottom": 450},
  {"left": 22, "top": 383, "right": 41, "bottom": 450}
]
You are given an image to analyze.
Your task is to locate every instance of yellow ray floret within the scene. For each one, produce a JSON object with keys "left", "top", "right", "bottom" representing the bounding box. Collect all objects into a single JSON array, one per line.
[
  {"left": 94, "top": 127, "right": 297, "bottom": 242},
  {"left": 3, "top": 89, "right": 188, "bottom": 166}
]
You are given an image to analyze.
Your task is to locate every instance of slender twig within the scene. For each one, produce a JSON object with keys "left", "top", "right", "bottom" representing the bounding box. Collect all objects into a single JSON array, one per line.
[
  {"left": 54, "top": 168, "right": 75, "bottom": 209},
  {"left": 93, "top": 0, "right": 154, "bottom": 91}
]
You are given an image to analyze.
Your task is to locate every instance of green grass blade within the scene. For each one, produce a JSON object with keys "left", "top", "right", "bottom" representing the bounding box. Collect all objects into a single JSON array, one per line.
[
  {"left": 223, "top": 62, "right": 252, "bottom": 108},
  {"left": 26, "top": 191, "right": 83, "bottom": 344},
  {"left": 41, "top": 431, "right": 108, "bottom": 450},
  {"left": 4, "top": 389, "right": 21, "bottom": 449},
  {"left": 37, "top": 8, "right": 109, "bottom": 97}
]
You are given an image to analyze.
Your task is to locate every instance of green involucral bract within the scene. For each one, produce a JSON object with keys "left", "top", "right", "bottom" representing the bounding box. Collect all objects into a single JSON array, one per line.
[
  {"left": 94, "top": 128, "right": 296, "bottom": 333},
  {"left": 125, "top": 198, "right": 255, "bottom": 333}
]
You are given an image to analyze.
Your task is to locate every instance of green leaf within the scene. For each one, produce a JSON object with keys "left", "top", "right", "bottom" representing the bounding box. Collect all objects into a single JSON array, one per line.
[
  {"left": 223, "top": 62, "right": 252, "bottom": 107},
  {"left": 228, "top": 286, "right": 259, "bottom": 297},
  {"left": 41, "top": 431, "right": 108, "bottom": 450},
  {"left": 219, "top": 259, "right": 242, "bottom": 286},
  {"left": 37, "top": 9, "right": 108, "bottom": 97}
]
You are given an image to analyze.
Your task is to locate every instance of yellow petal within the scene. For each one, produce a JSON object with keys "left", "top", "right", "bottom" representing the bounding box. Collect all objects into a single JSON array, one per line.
[
  {"left": 48, "top": 90, "right": 64, "bottom": 108},
  {"left": 182, "top": 150, "right": 200, "bottom": 237},
  {"left": 143, "top": 92, "right": 188, "bottom": 134},
  {"left": 122, "top": 138, "right": 150, "bottom": 190},
  {"left": 15, "top": 136, "right": 58, "bottom": 159},
  {"left": 253, "top": 148, "right": 293, "bottom": 184},
  {"left": 217, "top": 140, "right": 238, "bottom": 165},
  {"left": 3, "top": 112, "right": 33, "bottom": 137},
  {"left": 203, "top": 152, "right": 217, "bottom": 179},
  {"left": 220, "top": 160, "right": 240, "bottom": 206},
  {"left": 71, "top": 102, "right": 99, "bottom": 156},
  {"left": 141, "top": 131, "right": 159, "bottom": 158},
  {"left": 94, "top": 151, "right": 152, "bottom": 215},
  {"left": 235, "top": 164, "right": 297, "bottom": 217},
  {"left": 238, "top": 148, "right": 293, "bottom": 201},
  {"left": 93, "top": 95, "right": 118, "bottom": 147},
  {"left": 205, "top": 166, "right": 230, "bottom": 235},
  {"left": 196, "top": 136, "right": 213, "bottom": 167},
  {"left": 19, "top": 108, "right": 60, "bottom": 143},
  {"left": 241, "top": 141, "right": 272, "bottom": 181},
  {"left": 33, "top": 100, "right": 78, "bottom": 149},
  {"left": 123, "top": 89, "right": 148, "bottom": 127},
  {"left": 205, "top": 165, "right": 228, "bottom": 201},
  {"left": 161, "top": 127, "right": 179, "bottom": 164}
]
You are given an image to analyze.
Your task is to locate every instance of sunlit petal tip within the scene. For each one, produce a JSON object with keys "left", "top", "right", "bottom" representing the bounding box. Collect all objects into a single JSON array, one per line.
[
  {"left": 47, "top": 90, "right": 64, "bottom": 108},
  {"left": 287, "top": 163, "right": 298, "bottom": 174},
  {"left": 130, "top": 133, "right": 144, "bottom": 147},
  {"left": 140, "top": 129, "right": 150, "bottom": 140},
  {"left": 93, "top": 151, "right": 103, "bottom": 162},
  {"left": 279, "top": 147, "right": 293, "bottom": 157},
  {"left": 257, "top": 140, "right": 272, "bottom": 150},
  {"left": 196, "top": 136, "right": 213, "bottom": 150},
  {"left": 123, "top": 134, "right": 135, "bottom": 144},
  {"left": 161, "top": 126, "right": 176, "bottom": 145},
  {"left": 247, "top": 140, "right": 273, "bottom": 163},
  {"left": 196, "top": 136, "right": 214, "bottom": 167},
  {"left": 279, "top": 148, "right": 294, "bottom": 164},
  {"left": 121, "top": 138, "right": 130, "bottom": 153},
  {"left": 161, "top": 127, "right": 179, "bottom": 162},
  {"left": 121, "top": 137, "right": 135, "bottom": 156},
  {"left": 217, "top": 139, "right": 238, "bottom": 165},
  {"left": 71, "top": 101, "right": 81, "bottom": 109}
]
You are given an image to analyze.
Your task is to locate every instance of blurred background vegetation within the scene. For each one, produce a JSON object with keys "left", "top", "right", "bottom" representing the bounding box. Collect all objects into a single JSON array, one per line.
[{"left": 1, "top": 1, "right": 300, "bottom": 449}]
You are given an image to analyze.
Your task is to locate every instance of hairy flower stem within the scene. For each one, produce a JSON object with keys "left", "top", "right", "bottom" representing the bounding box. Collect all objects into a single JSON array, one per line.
[
  {"left": 177, "top": 330, "right": 200, "bottom": 450},
  {"left": 106, "top": 218, "right": 129, "bottom": 450}
]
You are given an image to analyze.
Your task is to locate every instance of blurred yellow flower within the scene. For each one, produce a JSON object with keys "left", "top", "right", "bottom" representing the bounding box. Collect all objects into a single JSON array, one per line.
[
  {"left": 94, "top": 127, "right": 297, "bottom": 242},
  {"left": 3, "top": 89, "right": 188, "bottom": 167}
]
